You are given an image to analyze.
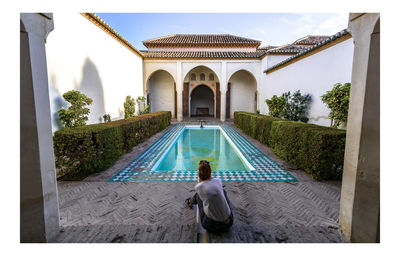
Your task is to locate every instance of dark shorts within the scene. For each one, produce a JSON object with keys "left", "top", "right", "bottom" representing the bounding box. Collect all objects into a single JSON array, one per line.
[{"left": 191, "top": 190, "right": 233, "bottom": 233}]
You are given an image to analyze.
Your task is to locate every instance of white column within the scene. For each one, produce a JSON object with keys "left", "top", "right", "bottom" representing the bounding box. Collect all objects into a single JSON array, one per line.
[
  {"left": 176, "top": 61, "right": 183, "bottom": 121},
  {"left": 256, "top": 76, "right": 261, "bottom": 113},
  {"left": 20, "top": 13, "right": 60, "bottom": 242},
  {"left": 339, "top": 13, "right": 380, "bottom": 243},
  {"left": 220, "top": 61, "right": 227, "bottom": 121}
]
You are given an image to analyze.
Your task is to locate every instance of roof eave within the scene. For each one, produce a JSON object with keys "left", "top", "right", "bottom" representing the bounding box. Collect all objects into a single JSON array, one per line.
[
  {"left": 264, "top": 29, "right": 351, "bottom": 74},
  {"left": 81, "top": 13, "right": 144, "bottom": 58}
]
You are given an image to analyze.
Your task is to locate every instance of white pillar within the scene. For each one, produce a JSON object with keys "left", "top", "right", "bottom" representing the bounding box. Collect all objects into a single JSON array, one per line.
[
  {"left": 256, "top": 76, "right": 261, "bottom": 113},
  {"left": 20, "top": 13, "right": 60, "bottom": 242},
  {"left": 220, "top": 61, "right": 227, "bottom": 121},
  {"left": 176, "top": 61, "right": 183, "bottom": 121},
  {"left": 339, "top": 13, "right": 380, "bottom": 243}
]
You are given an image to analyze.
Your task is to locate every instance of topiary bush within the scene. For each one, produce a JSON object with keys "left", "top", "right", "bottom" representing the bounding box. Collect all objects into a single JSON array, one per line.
[
  {"left": 234, "top": 111, "right": 346, "bottom": 180},
  {"left": 53, "top": 111, "right": 171, "bottom": 180},
  {"left": 124, "top": 96, "right": 136, "bottom": 118},
  {"left": 321, "top": 83, "right": 351, "bottom": 128},
  {"left": 103, "top": 114, "right": 111, "bottom": 122},
  {"left": 58, "top": 90, "right": 93, "bottom": 128},
  {"left": 265, "top": 95, "right": 286, "bottom": 117},
  {"left": 137, "top": 96, "right": 150, "bottom": 115}
]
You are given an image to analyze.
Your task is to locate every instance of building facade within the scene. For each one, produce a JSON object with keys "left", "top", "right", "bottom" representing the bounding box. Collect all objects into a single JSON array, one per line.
[{"left": 46, "top": 13, "right": 354, "bottom": 130}]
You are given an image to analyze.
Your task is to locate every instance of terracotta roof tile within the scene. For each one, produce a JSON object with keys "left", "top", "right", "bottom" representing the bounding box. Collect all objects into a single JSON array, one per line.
[
  {"left": 141, "top": 51, "right": 265, "bottom": 59},
  {"left": 265, "top": 29, "right": 350, "bottom": 73},
  {"left": 294, "top": 35, "right": 331, "bottom": 45},
  {"left": 266, "top": 44, "right": 311, "bottom": 54},
  {"left": 143, "top": 34, "right": 261, "bottom": 47},
  {"left": 257, "top": 45, "right": 278, "bottom": 51}
]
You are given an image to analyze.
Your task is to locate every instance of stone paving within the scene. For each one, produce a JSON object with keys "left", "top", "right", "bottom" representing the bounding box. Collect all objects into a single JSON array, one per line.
[{"left": 53, "top": 119, "right": 347, "bottom": 243}]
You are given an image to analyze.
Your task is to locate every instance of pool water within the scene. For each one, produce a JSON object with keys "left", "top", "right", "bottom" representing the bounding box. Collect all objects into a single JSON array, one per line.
[
  {"left": 154, "top": 127, "right": 251, "bottom": 171},
  {"left": 110, "top": 124, "right": 298, "bottom": 182}
]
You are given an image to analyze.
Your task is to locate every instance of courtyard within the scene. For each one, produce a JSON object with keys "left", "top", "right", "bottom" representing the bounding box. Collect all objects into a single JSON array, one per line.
[
  {"left": 54, "top": 119, "right": 345, "bottom": 243},
  {"left": 19, "top": 11, "right": 380, "bottom": 247}
]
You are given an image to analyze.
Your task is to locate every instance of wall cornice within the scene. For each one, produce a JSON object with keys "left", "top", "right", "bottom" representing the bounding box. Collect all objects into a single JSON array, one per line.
[{"left": 81, "top": 13, "right": 144, "bottom": 59}]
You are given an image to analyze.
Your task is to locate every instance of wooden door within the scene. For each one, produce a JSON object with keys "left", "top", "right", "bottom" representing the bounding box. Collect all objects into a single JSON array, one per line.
[
  {"left": 182, "top": 82, "right": 189, "bottom": 118},
  {"left": 226, "top": 82, "right": 231, "bottom": 119},
  {"left": 216, "top": 82, "right": 220, "bottom": 119},
  {"left": 174, "top": 83, "right": 177, "bottom": 118}
]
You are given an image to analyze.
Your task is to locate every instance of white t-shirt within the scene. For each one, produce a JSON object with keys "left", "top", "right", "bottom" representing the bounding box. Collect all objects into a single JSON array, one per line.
[{"left": 195, "top": 177, "right": 231, "bottom": 222}]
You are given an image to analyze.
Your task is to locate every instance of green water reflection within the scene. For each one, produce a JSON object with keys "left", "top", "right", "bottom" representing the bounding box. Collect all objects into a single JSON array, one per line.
[{"left": 156, "top": 128, "right": 249, "bottom": 170}]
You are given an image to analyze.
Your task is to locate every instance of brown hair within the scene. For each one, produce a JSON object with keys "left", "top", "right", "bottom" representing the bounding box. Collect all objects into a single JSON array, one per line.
[{"left": 198, "top": 160, "right": 212, "bottom": 181}]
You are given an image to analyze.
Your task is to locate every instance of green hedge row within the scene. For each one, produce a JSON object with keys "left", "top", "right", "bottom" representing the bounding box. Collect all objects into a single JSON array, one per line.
[
  {"left": 53, "top": 111, "right": 171, "bottom": 180},
  {"left": 234, "top": 112, "right": 284, "bottom": 146},
  {"left": 234, "top": 112, "right": 346, "bottom": 180}
]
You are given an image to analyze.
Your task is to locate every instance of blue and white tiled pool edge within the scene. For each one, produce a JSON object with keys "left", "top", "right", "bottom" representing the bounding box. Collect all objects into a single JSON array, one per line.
[{"left": 109, "top": 124, "right": 298, "bottom": 182}]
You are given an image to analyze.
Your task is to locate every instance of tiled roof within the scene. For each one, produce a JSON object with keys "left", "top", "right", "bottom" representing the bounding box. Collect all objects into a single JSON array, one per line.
[
  {"left": 141, "top": 51, "right": 266, "bottom": 59},
  {"left": 143, "top": 34, "right": 261, "bottom": 47},
  {"left": 294, "top": 35, "right": 330, "bottom": 45},
  {"left": 266, "top": 44, "right": 311, "bottom": 54},
  {"left": 257, "top": 45, "right": 278, "bottom": 51},
  {"left": 265, "top": 29, "right": 351, "bottom": 73}
]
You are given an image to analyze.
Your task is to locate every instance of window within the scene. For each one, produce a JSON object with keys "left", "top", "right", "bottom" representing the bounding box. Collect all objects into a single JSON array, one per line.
[
  {"left": 209, "top": 73, "right": 214, "bottom": 81},
  {"left": 190, "top": 73, "right": 196, "bottom": 81},
  {"left": 200, "top": 73, "right": 205, "bottom": 81}
]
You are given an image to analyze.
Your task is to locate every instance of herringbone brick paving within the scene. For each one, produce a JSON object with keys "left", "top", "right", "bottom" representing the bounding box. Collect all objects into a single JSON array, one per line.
[
  {"left": 55, "top": 180, "right": 345, "bottom": 242},
  {"left": 54, "top": 120, "right": 346, "bottom": 243}
]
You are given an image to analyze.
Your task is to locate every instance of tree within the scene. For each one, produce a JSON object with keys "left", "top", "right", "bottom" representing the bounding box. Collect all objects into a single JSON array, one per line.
[
  {"left": 136, "top": 96, "right": 150, "bottom": 115},
  {"left": 265, "top": 90, "right": 311, "bottom": 122},
  {"left": 321, "top": 83, "right": 351, "bottom": 128},
  {"left": 265, "top": 95, "right": 286, "bottom": 117},
  {"left": 58, "top": 90, "right": 93, "bottom": 128},
  {"left": 103, "top": 114, "right": 111, "bottom": 122},
  {"left": 282, "top": 90, "right": 312, "bottom": 122},
  {"left": 124, "top": 96, "right": 136, "bottom": 118}
]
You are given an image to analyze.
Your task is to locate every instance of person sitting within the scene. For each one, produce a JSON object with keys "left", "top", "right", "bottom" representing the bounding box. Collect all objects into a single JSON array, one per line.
[{"left": 185, "top": 160, "right": 233, "bottom": 233}]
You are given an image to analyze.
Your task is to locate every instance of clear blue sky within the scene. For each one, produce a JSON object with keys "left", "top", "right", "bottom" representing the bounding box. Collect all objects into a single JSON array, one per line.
[{"left": 96, "top": 13, "right": 348, "bottom": 51}]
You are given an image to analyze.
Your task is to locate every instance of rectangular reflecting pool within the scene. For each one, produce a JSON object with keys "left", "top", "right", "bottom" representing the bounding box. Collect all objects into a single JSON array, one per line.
[
  {"left": 152, "top": 126, "right": 254, "bottom": 171},
  {"left": 109, "top": 124, "right": 297, "bottom": 182}
]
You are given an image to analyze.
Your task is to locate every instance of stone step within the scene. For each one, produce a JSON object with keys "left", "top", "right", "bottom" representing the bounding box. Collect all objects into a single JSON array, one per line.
[
  {"left": 206, "top": 224, "right": 346, "bottom": 243},
  {"left": 53, "top": 223, "right": 197, "bottom": 243}
]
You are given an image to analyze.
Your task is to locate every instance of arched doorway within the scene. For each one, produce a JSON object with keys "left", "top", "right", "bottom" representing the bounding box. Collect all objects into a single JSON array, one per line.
[
  {"left": 183, "top": 66, "right": 220, "bottom": 119},
  {"left": 227, "top": 70, "right": 257, "bottom": 119},
  {"left": 190, "top": 85, "right": 215, "bottom": 117},
  {"left": 147, "top": 70, "right": 176, "bottom": 117}
]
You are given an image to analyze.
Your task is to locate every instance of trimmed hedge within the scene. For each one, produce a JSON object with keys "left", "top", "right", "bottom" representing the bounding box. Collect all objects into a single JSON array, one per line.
[
  {"left": 234, "top": 111, "right": 284, "bottom": 146},
  {"left": 53, "top": 111, "right": 171, "bottom": 180},
  {"left": 234, "top": 112, "right": 346, "bottom": 180}
]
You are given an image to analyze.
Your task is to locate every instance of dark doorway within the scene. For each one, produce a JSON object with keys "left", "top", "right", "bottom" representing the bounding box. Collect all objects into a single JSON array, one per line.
[{"left": 190, "top": 85, "right": 215, "bottom": 117}]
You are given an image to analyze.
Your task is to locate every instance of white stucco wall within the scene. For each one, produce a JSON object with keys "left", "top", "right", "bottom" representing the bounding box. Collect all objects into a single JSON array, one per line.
[
  {"left": 260, "top": 38, "right": 354, "bottom": 126},
  {"left": 265, "top": 54, "right": 294, "bottom": 68},
  {"left": 148, "top": 70, "right": 175, "bottom": 114},
  {"left": 46, "top": 13, "right": 144, "bottom": 131},
  {"left": 229, "top": 70, "right": 257, "bottom": 118},
  {"left": 183, "top": 65, "right": 219, "bottom": 82}
]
